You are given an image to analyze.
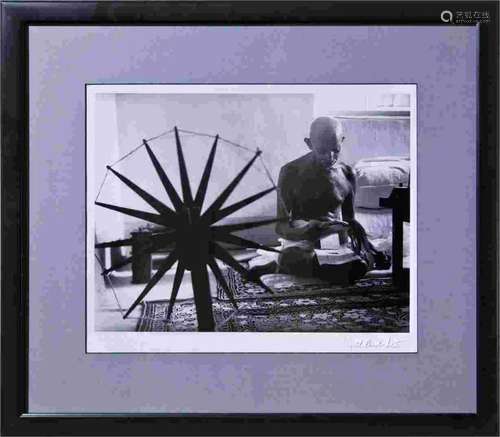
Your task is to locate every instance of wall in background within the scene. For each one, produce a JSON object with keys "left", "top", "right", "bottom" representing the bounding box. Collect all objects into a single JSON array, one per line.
[
  {"left": 338, "top": 118, "right": 410, "bottom": 165},
  {"left": 93, "top": 94, "right": 124, "bottom": 242}
]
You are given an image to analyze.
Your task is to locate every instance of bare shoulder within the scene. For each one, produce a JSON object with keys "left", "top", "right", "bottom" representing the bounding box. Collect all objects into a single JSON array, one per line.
[{"left": 278, "top": 153, "right": 311, "bottom": 180}]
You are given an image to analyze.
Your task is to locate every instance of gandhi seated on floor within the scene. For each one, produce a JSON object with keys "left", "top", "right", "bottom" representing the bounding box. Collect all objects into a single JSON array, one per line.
[{"left": 250, "top": 116, "right": 390, "bottom": 285}]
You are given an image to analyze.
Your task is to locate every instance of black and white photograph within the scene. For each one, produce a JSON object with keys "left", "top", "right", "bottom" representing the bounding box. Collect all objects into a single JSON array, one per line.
[{"left": 87, "top": 84, "right": 416, "bottom": 352}]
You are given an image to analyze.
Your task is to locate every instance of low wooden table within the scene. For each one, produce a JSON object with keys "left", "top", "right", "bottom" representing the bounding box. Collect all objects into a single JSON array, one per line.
[{"left": 379, "top": 186, "right": 410, "bottom": 290}]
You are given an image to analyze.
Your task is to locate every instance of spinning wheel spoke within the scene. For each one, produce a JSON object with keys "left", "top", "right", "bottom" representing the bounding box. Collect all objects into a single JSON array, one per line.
[
  {"left": 101, "top": 256, "right": 134, "bottom": 276},
  {"left": 207, "top": 257, "right": 238, "bottom": 310},
  {"left": 194, "top": 135, "right": 218, "bottom": 209},
  {"left": 211, "top": 242, "right": 274, "bottom": 294},
  {"left": 211, "top": 242, "right": 249, "bottom": 278},
  {"left": 124, "top": 249, "right": 179, "bottom": 319},
  {"left": 106, "top": 165, "right": 176, "bottom": 218},
  {"left": 211, "top": 217, "right": 281, "bottom": 234},
  {"left": 95, "top": 201, "right": 172, "bottom": 227},
  {"left": 174, "top": 127, "right": 193, "bottom": 204},
  {"left": 143, "top": 139, "right": 183, "bottom": 211},
  {"left": 209, "top": 187, "right": 276, "bottom": 224},
  {"left": 202, "top": 150, "right": 262, "bottom": 221},
  {"left": 95, "top": 238, "right": 133, "bottom": 249},
  {"left": 213, "top": 231, "right": 281, "bottom": 254},
  {"left": 166, "top": 260, "right": 186, "bottom": 321}
]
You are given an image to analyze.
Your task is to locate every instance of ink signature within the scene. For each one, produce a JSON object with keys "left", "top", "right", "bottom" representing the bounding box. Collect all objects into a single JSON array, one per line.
[{"left": 348, "top": 336, "right": 404, "bottom": 350}]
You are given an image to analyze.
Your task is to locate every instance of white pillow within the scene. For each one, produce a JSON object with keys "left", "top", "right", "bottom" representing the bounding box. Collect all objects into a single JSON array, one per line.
[{"left": 353, "top": 156, "right": 410, "bottom": 209}]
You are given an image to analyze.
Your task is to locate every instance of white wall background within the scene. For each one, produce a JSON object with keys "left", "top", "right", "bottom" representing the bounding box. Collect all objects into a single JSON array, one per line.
[
  {"left": 339, "top": 118, "right": 410, "bottom": 165},
  {"left": 93, "top": 94, "right": 124, "bottom": 242}
]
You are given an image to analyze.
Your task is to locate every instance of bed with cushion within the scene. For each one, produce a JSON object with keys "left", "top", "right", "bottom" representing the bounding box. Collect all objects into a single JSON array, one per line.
[
  {"left": 354, "top": 156, "right": 410, "bottom": 209},
  {"left": 353, "top": 156, "right": 410, "bottom": 269}
]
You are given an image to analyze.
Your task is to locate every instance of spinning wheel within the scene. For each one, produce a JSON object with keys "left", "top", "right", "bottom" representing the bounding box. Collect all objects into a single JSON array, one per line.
[{"left": 95, "top": 127, "right": 280, "bottom": 331}]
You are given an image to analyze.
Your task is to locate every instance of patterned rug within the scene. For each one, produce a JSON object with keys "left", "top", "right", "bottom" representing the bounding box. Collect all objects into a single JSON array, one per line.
[{"left": 137, "top": 267, "right": 409, "bottom": 332}]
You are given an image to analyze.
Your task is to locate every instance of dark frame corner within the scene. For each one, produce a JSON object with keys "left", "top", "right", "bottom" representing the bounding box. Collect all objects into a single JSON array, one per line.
[{"left": 1, "top": 1, "right": 498, "bottom": 435}]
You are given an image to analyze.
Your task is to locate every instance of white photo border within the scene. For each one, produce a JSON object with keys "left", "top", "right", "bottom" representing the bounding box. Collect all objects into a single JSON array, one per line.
[{"left": 86, "top": 84, "right": 417, "bottom": 353}]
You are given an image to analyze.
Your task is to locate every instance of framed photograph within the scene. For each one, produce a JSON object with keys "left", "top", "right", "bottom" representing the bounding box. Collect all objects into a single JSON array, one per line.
[
  {"left": 2, "top": 1, "right": 498, "bottom": 435},
  {"left": 87, "top": 83, "right": 417, "bottom": 353}
]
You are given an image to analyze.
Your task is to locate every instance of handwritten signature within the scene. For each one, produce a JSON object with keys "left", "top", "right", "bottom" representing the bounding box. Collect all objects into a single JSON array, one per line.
[{"left": 349, "top": 336, "right": 404, "bottom": 350}]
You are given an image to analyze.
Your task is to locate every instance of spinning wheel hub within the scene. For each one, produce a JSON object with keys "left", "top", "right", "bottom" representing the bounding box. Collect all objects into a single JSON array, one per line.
[{"left": 182, "top": 205, "right": 201, "bottom": 225}]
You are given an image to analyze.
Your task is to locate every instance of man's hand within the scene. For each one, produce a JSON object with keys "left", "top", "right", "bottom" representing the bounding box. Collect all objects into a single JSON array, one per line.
[
  {"left": 323, "top": 211, "right": 350, "bottom": 225},
  {"left": 292, "top": 219, "right": 349, "bottom": 241},
  {"left": 280, "top": 213, "right": 350, "bottom": 242}
]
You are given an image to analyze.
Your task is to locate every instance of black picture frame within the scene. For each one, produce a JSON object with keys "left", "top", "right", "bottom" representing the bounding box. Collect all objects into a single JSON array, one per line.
[{"left": 1, "top": 1, "right": 498, "bottom": 435}]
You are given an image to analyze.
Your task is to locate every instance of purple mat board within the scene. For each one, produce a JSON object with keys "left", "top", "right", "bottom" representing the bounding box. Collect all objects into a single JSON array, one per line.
[{"left": 29, "top": 26, "right": 477, "bottom": 413}]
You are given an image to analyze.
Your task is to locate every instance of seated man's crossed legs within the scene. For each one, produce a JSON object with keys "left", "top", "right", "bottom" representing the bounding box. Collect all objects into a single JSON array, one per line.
[{"left": 247, "top": 221, "right": 390, "bottom": 286}]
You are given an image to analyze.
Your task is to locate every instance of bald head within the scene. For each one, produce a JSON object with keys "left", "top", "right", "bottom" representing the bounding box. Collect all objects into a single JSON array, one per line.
[
  {"left": 305, "top": 117, "right": 344, "bottom": 168},
  {"left": 309, "top": 117, "right": 343, "bottom": 143}
]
